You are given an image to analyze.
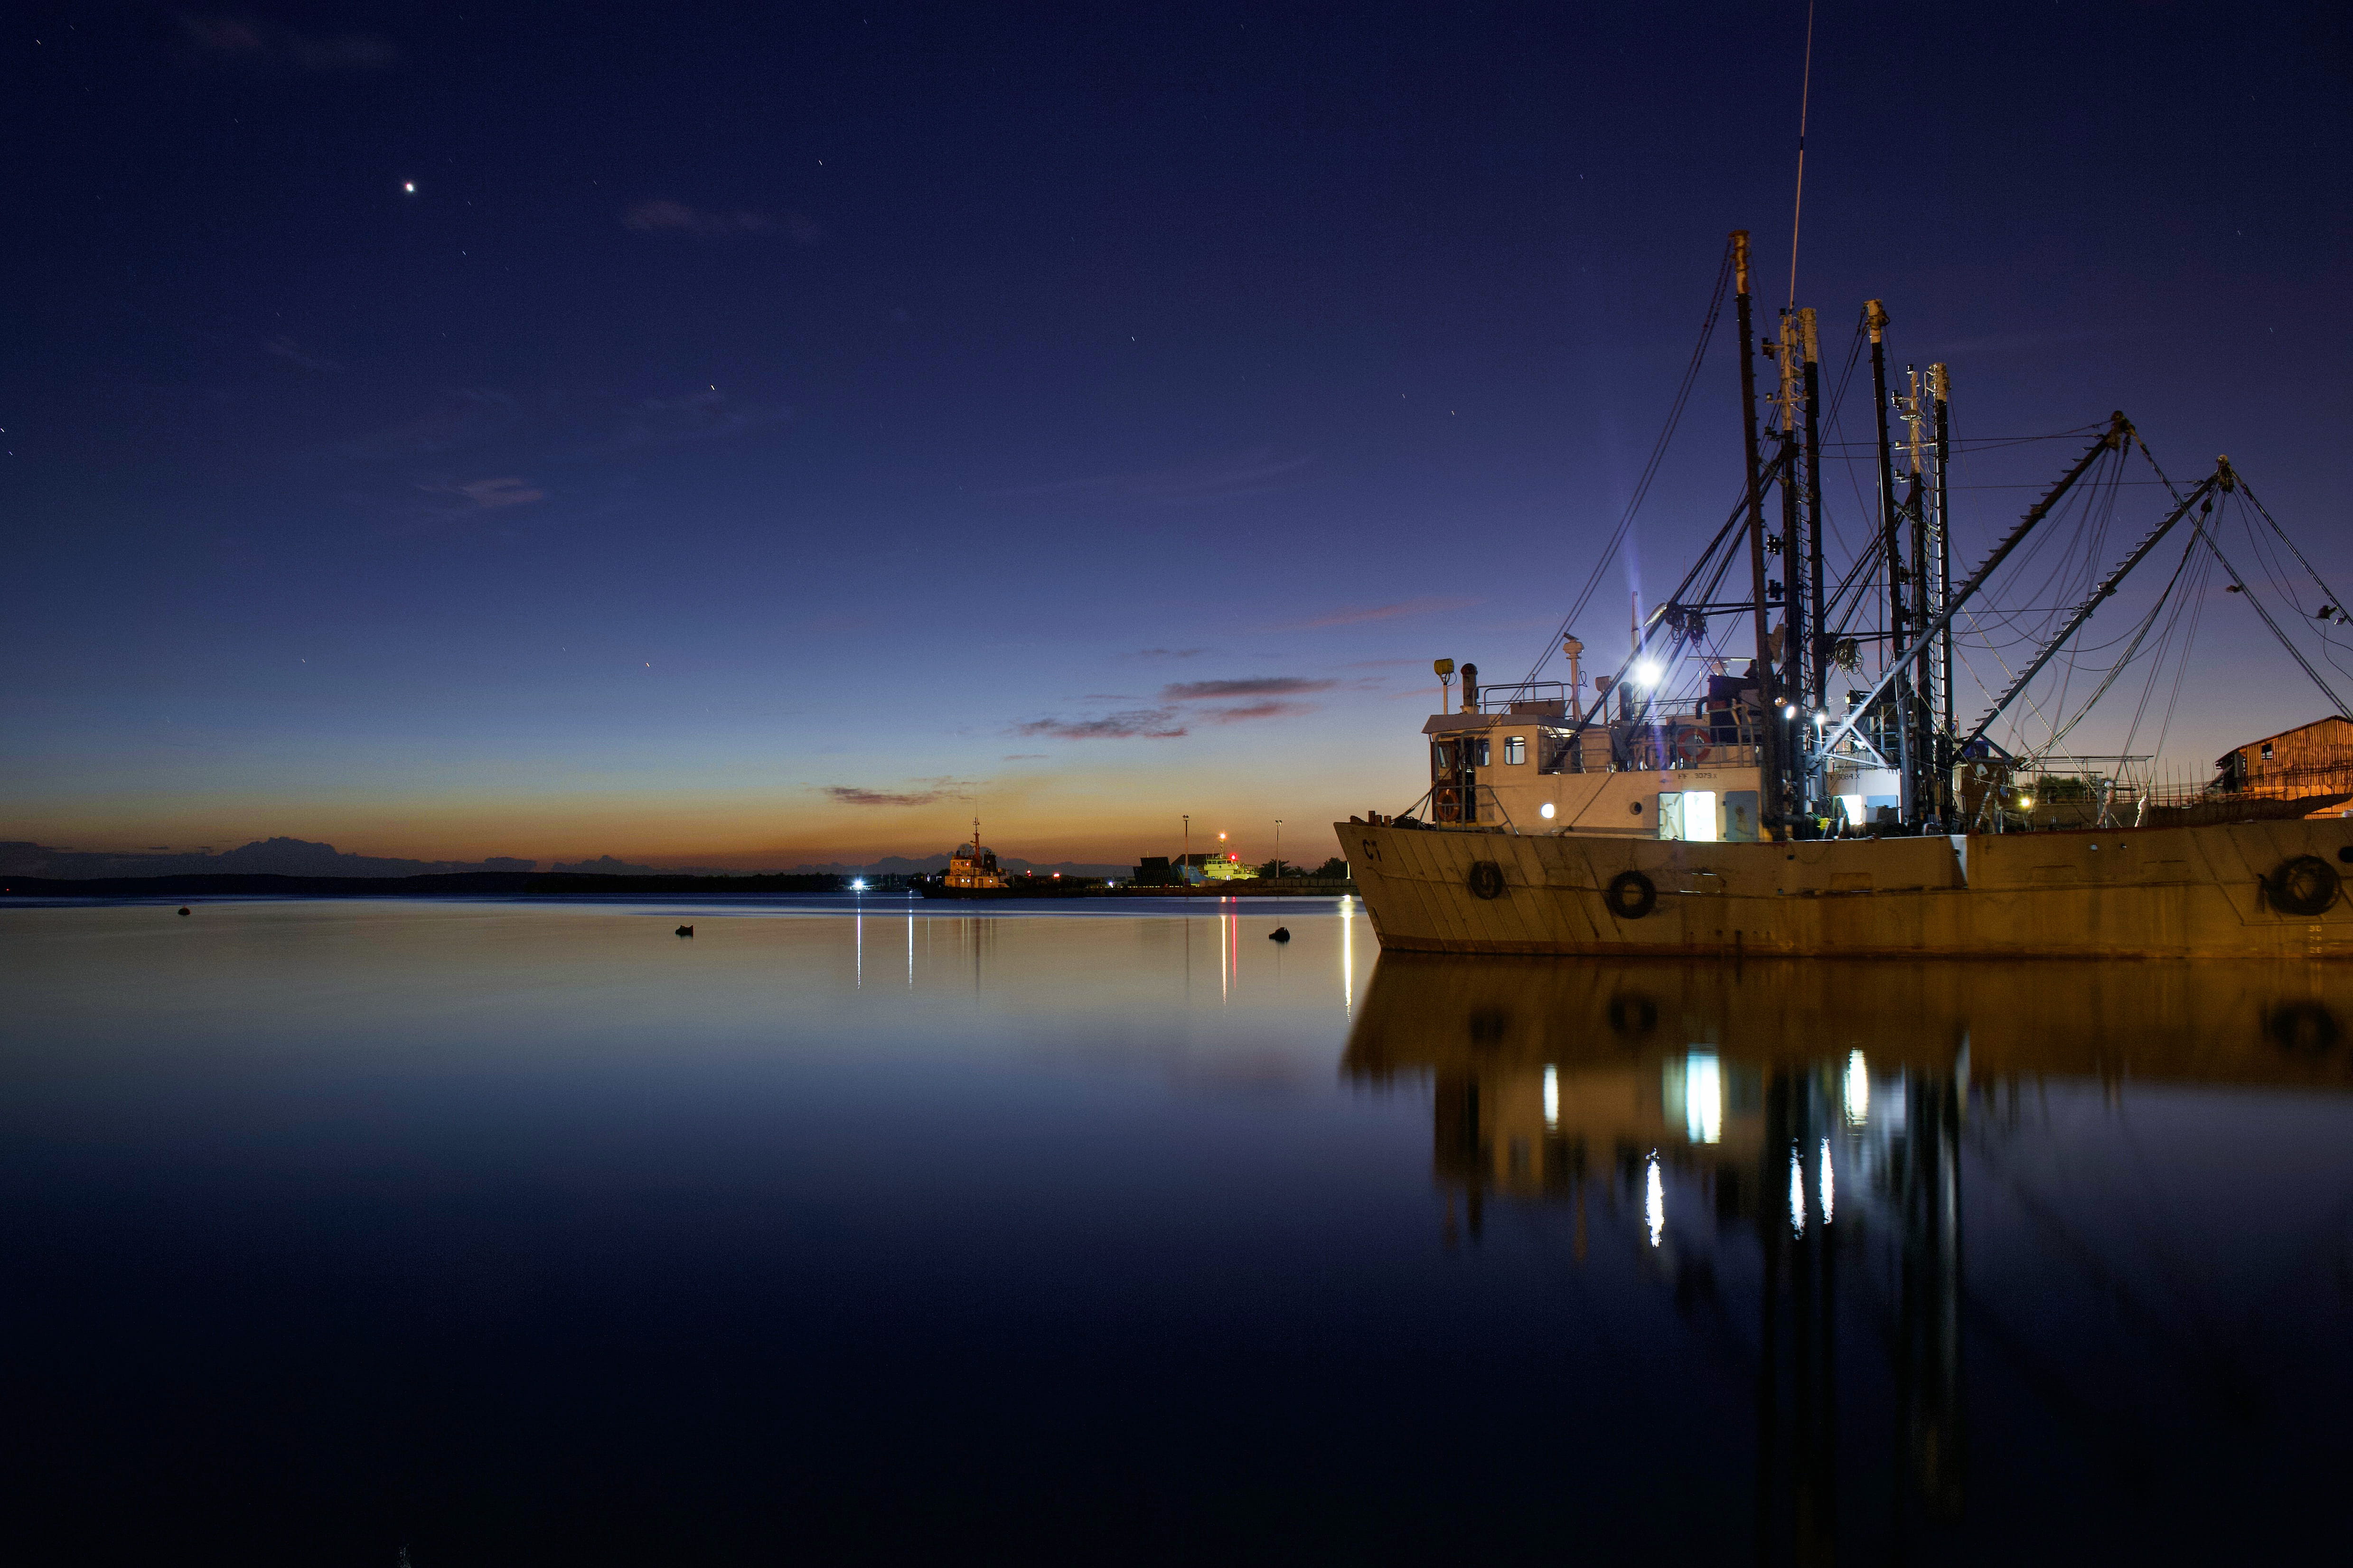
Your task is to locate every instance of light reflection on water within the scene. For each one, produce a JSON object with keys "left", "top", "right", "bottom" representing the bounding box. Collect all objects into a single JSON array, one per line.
[{"left": 2, "top": 896, "right": 2351, "bottom": 1562}]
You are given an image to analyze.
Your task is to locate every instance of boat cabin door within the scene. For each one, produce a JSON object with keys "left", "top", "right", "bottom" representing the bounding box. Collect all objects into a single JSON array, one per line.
[{"left": 1432, "top": 735, "right": 1485, "bottom": 823}]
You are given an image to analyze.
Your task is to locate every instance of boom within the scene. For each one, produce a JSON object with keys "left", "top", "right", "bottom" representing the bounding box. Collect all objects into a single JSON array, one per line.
[
  {"left": 1958, "top": 465, "right": 2222, "bottom": 751},
  {"left": 1811, "top": 412, "right": 2132, "bottom": 763}
]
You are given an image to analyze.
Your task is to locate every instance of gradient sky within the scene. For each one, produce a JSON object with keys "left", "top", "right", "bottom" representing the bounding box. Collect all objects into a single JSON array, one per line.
[{"left": 6, "top": 2, "right": 2350, "bottom": 869}]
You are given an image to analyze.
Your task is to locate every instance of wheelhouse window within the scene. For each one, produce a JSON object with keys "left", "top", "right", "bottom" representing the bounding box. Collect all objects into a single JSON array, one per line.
[
  {"left": 1473, "top": 738, "right": 1491, "bottom": 766},
  {"left": 1503, "top": 736, "right": 1526, "bottom": 765}
]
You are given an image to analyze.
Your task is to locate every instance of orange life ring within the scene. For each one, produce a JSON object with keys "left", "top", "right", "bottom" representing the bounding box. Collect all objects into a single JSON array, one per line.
[{"left": 1675, "top": 729, "right": 1708, "bottom": 764}]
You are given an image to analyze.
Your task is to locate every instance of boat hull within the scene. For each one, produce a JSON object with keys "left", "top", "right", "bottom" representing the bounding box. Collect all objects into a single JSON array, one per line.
[{"left": 1334, "top": 817, "right": 2353, "bottom": 959}]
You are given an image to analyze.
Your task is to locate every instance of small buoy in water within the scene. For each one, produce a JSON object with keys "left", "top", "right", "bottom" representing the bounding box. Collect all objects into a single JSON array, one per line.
[
  {"left": 1268, "top": 926, "right": 1291, "bottom": 942},
  {"left": 675, "top": 924, "right": 694, "bottom": 937},
  {"left": 178, "top": 907, "right": 190, "bottom": 917}
]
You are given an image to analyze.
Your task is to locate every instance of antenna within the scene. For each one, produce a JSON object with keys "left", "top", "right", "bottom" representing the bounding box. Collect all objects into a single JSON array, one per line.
[{"left": 1786, "top": 0, "right": 1817, "bottom": 310}]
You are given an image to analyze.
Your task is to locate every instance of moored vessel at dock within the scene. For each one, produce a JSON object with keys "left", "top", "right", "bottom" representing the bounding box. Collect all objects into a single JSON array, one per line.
[{"left": 1338, "top": 231, "right": 2353, "bottom": 959}]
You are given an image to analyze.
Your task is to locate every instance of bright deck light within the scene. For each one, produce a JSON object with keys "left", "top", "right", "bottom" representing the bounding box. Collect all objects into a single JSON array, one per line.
[
  {"left": 1633, "top": 660, "right": 1663, "bottom": 686},
  {"left": 1539, "top": 802, "right": 1556, "bottom": 819}
]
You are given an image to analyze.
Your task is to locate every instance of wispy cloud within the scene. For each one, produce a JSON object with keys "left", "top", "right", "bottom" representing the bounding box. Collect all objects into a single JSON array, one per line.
[
  {"left": 1285, "top": 596, "right": 1481, "bottom": 629},
  {"left": 428, "top": 476, "right": 544, "bottom": 511},
  {"left": 1207, "top": 699, "right": 1317, "bottom": 723},
  {"left": 1015, "top": 708, "right": 1188, "bottom": 740},
  {"left": 612, "top": 390, "right": 792, "bottom": 450},
  {"left": 1015, "top": 681, "right": 1329, "bottom": 737},
  {"left": 264, "top": 336, "right": 339, "bottom": 373},
  {"left": 178, "top": 14, "right": 399, "bottom": 71},
  {"left": 376, "top": 474, "right": 547, "bottom": 536},
  {"left": 337, "top": 389, "right": 523, "bottom": 459},
  {"left": 996, "top": 447, "right": 1313, "bottom": 506},
  {"left": 823, "top": 777, "right": 975, "bottom": 807},
  {"left": 1162, "top": 676, "right": 1335, "bottom": 701},
  {"left": 623, "top": 200, "right": 824, "bottom": 243},
  {"left": 825, "top": 787, "right": 942, "bottom": 807},
  {"left": 1133, "top": 647, "right": 1207, "bottom": 659}
]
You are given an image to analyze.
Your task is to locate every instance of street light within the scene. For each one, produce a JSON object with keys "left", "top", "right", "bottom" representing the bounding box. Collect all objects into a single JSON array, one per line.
[{"left": 1274, "top": 819, "right": 1283, "bottom": 879}]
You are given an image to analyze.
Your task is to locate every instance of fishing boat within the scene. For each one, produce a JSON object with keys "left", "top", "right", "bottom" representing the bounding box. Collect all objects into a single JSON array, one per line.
[{"left": 1336, "top": 231, "right": 2353, "bottom": 959}]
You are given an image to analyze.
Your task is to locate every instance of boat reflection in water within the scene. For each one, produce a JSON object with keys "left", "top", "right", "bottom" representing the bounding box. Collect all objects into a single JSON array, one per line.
[{"left": 1345, "top": 956, "right": 2353, "bottom": 1562}]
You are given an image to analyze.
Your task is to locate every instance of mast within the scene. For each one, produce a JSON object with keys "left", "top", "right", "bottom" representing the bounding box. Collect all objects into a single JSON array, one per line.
[
  {"left": 1866, "top": 300, "right": 1913, "bottom": 820},
  {"left": 1931, "top": 364, "right": 1954, "bottom": 821},
  {"left": 1775, "top": 312, "right": 1805, "bottom": 823},
  {"left": 1733, "top": 231, "right": 1780, "bottom": 827},
  {"left": 1799, "top": 307, "right": 1826, "bottom": 811}
]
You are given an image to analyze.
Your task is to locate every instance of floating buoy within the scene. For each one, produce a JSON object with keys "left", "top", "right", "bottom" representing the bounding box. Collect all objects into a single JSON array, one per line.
[
  {"left": 1268, "top": 926, "right": 1291, "bottom": 942},
  {"left": 178, "top": 907, "right": 190, "bottom": 916},
  {"left": 675, "top": 924, "right": 694, "bottom": 937}
]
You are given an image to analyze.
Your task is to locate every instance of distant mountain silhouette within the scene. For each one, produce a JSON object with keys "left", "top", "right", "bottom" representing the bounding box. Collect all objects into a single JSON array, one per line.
[
  {"left": 0, "top": 837, "right": 538, "bottom": 880},
  {"left": 0, "top": 838, "right": 1129, "bottom": 882}
]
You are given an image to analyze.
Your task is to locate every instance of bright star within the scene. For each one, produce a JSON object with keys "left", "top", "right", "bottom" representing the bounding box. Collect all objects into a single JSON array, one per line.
[{"left": 402, "top": 181, "right": 417, "bottom": 194}]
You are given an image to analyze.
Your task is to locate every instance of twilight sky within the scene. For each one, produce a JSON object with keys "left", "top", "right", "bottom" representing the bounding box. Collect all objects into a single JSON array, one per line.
[{"left": 5, "top": 2, "right": 2350, "bottom": 870}]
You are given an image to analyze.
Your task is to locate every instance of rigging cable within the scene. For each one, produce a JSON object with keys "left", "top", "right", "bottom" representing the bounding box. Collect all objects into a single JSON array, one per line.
[
  {"left": 2138, "top": 443, "right": 2353, "bottom": 720},
  {"left": 1521, "top": 242, "right": 1734, "bottom": 687}
]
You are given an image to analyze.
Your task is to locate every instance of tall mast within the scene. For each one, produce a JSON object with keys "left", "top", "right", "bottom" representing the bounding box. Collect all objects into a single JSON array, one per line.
[
  {"left": 1901, "top": 367, "right": 1935, "bottom": 823},
  {"left": 1800, "top": 307, "right": 1826, "bottom": 810},
  {"left": 1775, "top": 311, "right": 1805, "bottom": 823},
  {"left": 1866, "top": 300, "right": 1912, "bottom": 819},
  {"left": 1733, "top": 232, "right": 1780, "bottom": 828},
  {"left": 1931, "top": 364, "right": 1954, "bottom": 821}
]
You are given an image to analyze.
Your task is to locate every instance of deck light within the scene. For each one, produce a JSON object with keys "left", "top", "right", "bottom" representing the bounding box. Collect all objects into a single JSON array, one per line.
[
  {"left": 1645, "top": 1153, "right": 1665, "bottom": 1247},
  {"left": 1539, "top": 802, "right": 1556, "bottom": 819},
  {"left": 1783, "top": 704, "right": 1797, "bottom": 720},
  {"left": 1633, "top": 659, "right": 1663, "bottom": 686}
]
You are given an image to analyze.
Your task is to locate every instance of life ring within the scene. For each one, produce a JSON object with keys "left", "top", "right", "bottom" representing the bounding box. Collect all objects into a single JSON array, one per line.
[
  {"left": 1675, "top": 729, "right": 1708, "bottom": 764},
  {"left": 1604, "top": 868, "right": 1658, "bottom": 920},
  {"left": 2264, "top": 1000, "right": 2341, "bottom": 1055},
  {"left": 1606, "top": 992, "right": 1659, "bottom": 1036},
  {"left": 2266, "top": 855, "right": 2340, "bottom": 917},
  {"left": 1466, "top": 859, "right": 1507, "bottom": 900}
]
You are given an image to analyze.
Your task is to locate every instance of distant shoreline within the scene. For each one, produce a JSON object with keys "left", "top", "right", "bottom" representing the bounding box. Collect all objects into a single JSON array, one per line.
[
  {"left": 0, "top": 870, "right": 856, "bottom": 899},
  {"left": 1, "top": 871, "right": 1361, "bottom": 901}
]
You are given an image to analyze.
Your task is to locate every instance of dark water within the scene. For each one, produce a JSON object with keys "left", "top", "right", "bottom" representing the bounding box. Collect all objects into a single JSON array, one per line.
[{"left": 3, "top": 895, "right": 2349, "bottom": 1565}]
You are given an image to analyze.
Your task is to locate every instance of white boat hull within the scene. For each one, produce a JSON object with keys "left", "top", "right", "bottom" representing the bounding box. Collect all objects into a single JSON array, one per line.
[{"left": 1335, "top": 818, "right": 2353, "bottom": 959}]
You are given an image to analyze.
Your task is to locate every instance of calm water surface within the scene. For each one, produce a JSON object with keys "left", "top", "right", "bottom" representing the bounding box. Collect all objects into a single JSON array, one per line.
[{"left": 4, "top": 894, "right": 2350, "bottom": 1564}]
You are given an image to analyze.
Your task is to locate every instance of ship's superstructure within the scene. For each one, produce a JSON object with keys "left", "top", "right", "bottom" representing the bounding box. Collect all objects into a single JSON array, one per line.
[{"left": 942, "top": 817, "right": 1007, "bottom": 892}]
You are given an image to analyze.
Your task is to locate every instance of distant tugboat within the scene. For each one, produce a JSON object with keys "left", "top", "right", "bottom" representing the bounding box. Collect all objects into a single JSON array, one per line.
[{"left": 919, "top": 816, "right": 1014, "bottom": 900}]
